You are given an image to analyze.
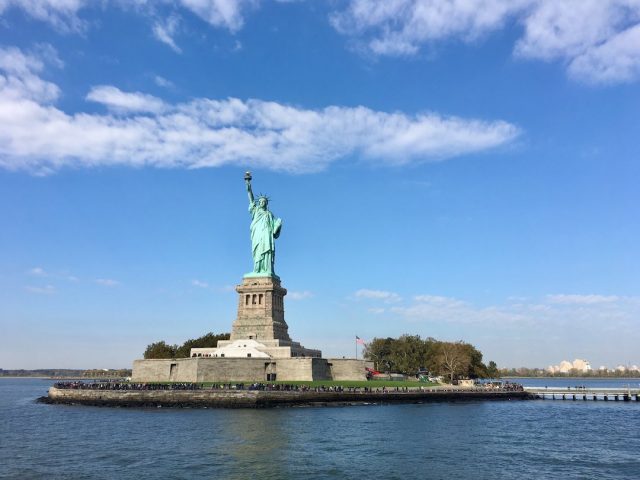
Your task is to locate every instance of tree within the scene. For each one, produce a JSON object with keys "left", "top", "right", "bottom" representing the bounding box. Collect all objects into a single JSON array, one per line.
[
  {"left": 175, "top": 332, "right": 230, "bottom": 358},
  {"left": 143, "top": 341, "right": 177, "bottom": 359},
  {"left": 389, "top": 334, "right": 427, "bottom": 375},
  {"left": 363, "top": 337, "right": 395, "bottom": 371},
  {"left": 143, "top": 332, "right": 231, "bottom": 359},
  {"left": 460, "top": 342, "right": 488, "bottom": 378},
  {"left": 364, "top": 335, "right": 490, "bottom": 381},
  {"left": 434, "top": 342, "right": 471, "bottom": 383},
  {"left": 486, "top": 361, "right": 500, "bottom": 378}
]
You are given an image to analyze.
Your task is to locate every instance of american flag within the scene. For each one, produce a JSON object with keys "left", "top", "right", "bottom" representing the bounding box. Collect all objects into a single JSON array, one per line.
[{"left": 356, "top": 336, "right": 365, "bottom": 345}]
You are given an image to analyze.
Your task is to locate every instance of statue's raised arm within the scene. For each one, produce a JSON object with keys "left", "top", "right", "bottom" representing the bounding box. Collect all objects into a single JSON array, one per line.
[
  {"left": 245, "top": 171, "right": 254, "bottom": 206},
  {"left": 243, "top": 172, "right": 282, "bottom": 279}
]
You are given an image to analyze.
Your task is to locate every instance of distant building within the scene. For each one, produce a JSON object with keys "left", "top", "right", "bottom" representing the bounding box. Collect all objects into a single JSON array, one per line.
[
  {"left": 571, "top": 359, "right": 592, "bottom": 372},
  {"left": 547, "top": 358, "right": 592, "bottom": 374},
  {"left": 558, "top": 360, "right": 573, "bottom": 373}
]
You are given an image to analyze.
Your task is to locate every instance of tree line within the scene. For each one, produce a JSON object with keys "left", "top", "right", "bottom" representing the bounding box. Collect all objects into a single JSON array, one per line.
[
  {"left": 143, "top": 332, "right": 230, "bottom": 359},
  {"left": 363, "top": 335, "right": 499, "bottom": 382}
]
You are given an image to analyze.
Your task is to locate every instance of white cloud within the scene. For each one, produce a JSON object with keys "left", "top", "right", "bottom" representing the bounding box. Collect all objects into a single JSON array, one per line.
[
  {"left": 9, "top": 1, "right": 636, "bottom": 84},
  {"left": 389, "top": 293, "right": 638, "bottom": 328},
  {"left": 355, "top": 289, "right": 401, "bottom": 303},
  {"left": 331, "top": 0, "right": 528, "bottom": 56},
  {"left": 177, "top": 0, "right": 257, "bottom": 32},
  {"left": 288, "top": 290, "right": 313, "bottom": 300},
  {"left": 26, "top": 265, "right": 77, "bottom": 281},
  {"left": 86, "top": 85, "right": 166, "bottom": 114},
  {"left": 152, "top": 14, "right": 182, "bottom": 53},
  {"left": 393, "top": 295, "right": 529, "bottom": 325},
  {"left": 192, "top": 280, "right": 237, "bottom": 292},
  {"left": 546, "top": 294, "right": 620, "bottom": 305},
  {"left": 25, "top": 284, "right": 56, "bottom": 294},
  {"left": 191, "top": 279, "right": 210, "bottom": 288},
  {"left": 0, "top": 0, "right": 258, "bottom": 34},
  {"left": 331, "top": 0, "right": 640, "bottom": 84},
  {"left": 0, "top": 0, "right": 88, "bottom": 32},
  {"left": 95, "top": 278, "right": 119, "bottom": 287},
  {"left": 567, "top": 23, "right": 640, "bottom": 84},
  {"left": 0, "top": 45, "right": 61, "bottom": 102},
  {"left": 0, "top": 45, "right": 519, "bottom": 174},
  {"left": 154, "top": 75, "right": 174, "bottom": 88},
  {"left": 414, "top": 294, "right": 465, "bottom": 307},
  {"left": 28, "top": 266, "right": 47, "bottom": 276}
]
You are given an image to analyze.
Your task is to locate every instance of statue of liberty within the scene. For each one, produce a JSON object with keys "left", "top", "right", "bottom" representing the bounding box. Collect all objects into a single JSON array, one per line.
[{"left": 244, "top": 172, "right": 282, "bottom": 278}]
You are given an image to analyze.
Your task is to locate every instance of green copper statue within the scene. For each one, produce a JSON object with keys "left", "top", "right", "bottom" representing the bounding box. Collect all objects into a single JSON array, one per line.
[{"left": 244, "top": 172, "right": 282, "bottom": 278}]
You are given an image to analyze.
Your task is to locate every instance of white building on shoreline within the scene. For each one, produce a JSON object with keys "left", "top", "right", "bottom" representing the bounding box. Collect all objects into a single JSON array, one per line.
[{"left": 546, "top": 359, "right": 592, "bottom": 374}]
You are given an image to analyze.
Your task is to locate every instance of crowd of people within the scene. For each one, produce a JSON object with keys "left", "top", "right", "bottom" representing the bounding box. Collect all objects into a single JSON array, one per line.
[
  {"left": 54, "top": 381, "right": 523, "bottom": 392},
  {"left": 497, "top": 382, "right": 525, "bottom": 392},
  {"left": 54, "top": 382, "right": 204, "bottom": 391}
]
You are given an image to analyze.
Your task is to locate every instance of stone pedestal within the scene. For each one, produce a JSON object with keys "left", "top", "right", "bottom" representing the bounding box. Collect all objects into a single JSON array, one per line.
[
  {"left": 212, "top": 275, "right": 321, "bottom": 359},
  {"left": 230, "top": 276, "right": 291, "bottom": 342}
]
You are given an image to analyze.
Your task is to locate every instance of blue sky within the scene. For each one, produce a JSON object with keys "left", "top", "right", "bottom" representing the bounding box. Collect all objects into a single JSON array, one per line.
[{"left": 0, "top": 0, "right": 639, "bottom": 370}]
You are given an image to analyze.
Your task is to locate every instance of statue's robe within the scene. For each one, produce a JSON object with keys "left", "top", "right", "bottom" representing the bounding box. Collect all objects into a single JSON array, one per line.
[{"left": 249, "top": 202, "right": 282, "bottom": 275}]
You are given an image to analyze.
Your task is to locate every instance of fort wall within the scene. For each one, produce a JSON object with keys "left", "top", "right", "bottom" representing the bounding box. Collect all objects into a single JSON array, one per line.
[
  {"left": 46, "top": 386, "right": 534, "bottom": 408},
  {"left": 132, "top": 357, "right": 366, "bottom": 382}
]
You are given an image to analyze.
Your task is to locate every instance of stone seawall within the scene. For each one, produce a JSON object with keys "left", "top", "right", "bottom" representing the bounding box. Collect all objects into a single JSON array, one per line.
[{"left": 45, "top": 387, "right": 533, "bottom": 408}]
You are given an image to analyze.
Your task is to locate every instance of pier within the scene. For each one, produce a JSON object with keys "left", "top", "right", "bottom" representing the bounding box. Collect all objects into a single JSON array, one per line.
[{"left": 526, "top": 387, "right": 640, "bottom": 402}]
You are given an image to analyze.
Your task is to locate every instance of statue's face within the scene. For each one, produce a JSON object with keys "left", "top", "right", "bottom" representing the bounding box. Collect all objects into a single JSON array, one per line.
[{"left": 259, "top": 197, "right": 267, "bottom": 208}]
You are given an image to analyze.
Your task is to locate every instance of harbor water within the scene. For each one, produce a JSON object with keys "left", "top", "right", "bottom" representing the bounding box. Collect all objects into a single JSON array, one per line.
[{"left": 1, "top": 378, "right": 639, "bottom": 479}]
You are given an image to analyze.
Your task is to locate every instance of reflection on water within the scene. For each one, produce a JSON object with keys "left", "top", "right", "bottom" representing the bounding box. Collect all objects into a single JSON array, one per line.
[
  {"left": 215, "top": 410, "right": 289, "bottom": 479},
  {"left": 1, "top": 379, "right": 639, "bottom": 480}
]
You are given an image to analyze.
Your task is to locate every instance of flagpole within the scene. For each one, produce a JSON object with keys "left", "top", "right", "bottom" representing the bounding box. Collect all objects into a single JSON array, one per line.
[{"left": 355, "top": 336, "right": 357, "bottom": 359}]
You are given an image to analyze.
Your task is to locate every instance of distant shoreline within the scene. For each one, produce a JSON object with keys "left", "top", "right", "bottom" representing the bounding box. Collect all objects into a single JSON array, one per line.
[{"left": 503, "top": 376, "right": 640, "bottom": 380}]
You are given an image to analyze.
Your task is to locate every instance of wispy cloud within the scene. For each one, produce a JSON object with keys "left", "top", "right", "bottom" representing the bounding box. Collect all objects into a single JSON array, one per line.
[
  {"left": 152, "top": 14, "right": 182, "bottom": 53},
  {"left": 0, "top": 46, "right": 519, "bottom": 175},
  {"left": 391, "top": 294, "right": 529, "bottom": 325},
  {"left": 25, "top": 284, "right": 56, "bottom": 295},
  {"left": 86, "top": 85, "right": 166, "bottom": 114},
  {"left": 154, "top": 75, "right": 174, "bottom": 89},
  {"left": 0, "top": 0, "right": 88, "bottom": 33},
  {"left": 191, "top": 280, "right": 236, "bottom": 293},
  {"left": 331, "top": 0, "right": 525, "bottom": 56},
  {"left": 28, "top": 267, "right": 47, "bottom": 276},
  {"left": 5, "top": 0, "right": 639, "bottom": 85},
  {"left": 546, "top": 294, "right": 620, "bottom": 305},
  {"left": 288, "top": 290, "right": 314, "bottom": 300},
  {"left": 0, "top": 0, "right": 256, "bottom": 34},
  {"left": 384, "top": 292, "right": 639, "bottom": 330},
  {"left": 191, "top": 279, "right": 210, "bottom": 288},
  {"left": 94, "top": 278, "right": 119, "bottom": 287},
  {"left": 27, "top": 266, "right": 77, "bottom": 281},
  {"left": 175, "top": 0, "right": 257, "bottom": 32},
  {"left": 331, "top": 0, "right": 640, "bottom": 85},
  {"left": 354, "top": 289, "right": 402, "bottom": 303}
]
